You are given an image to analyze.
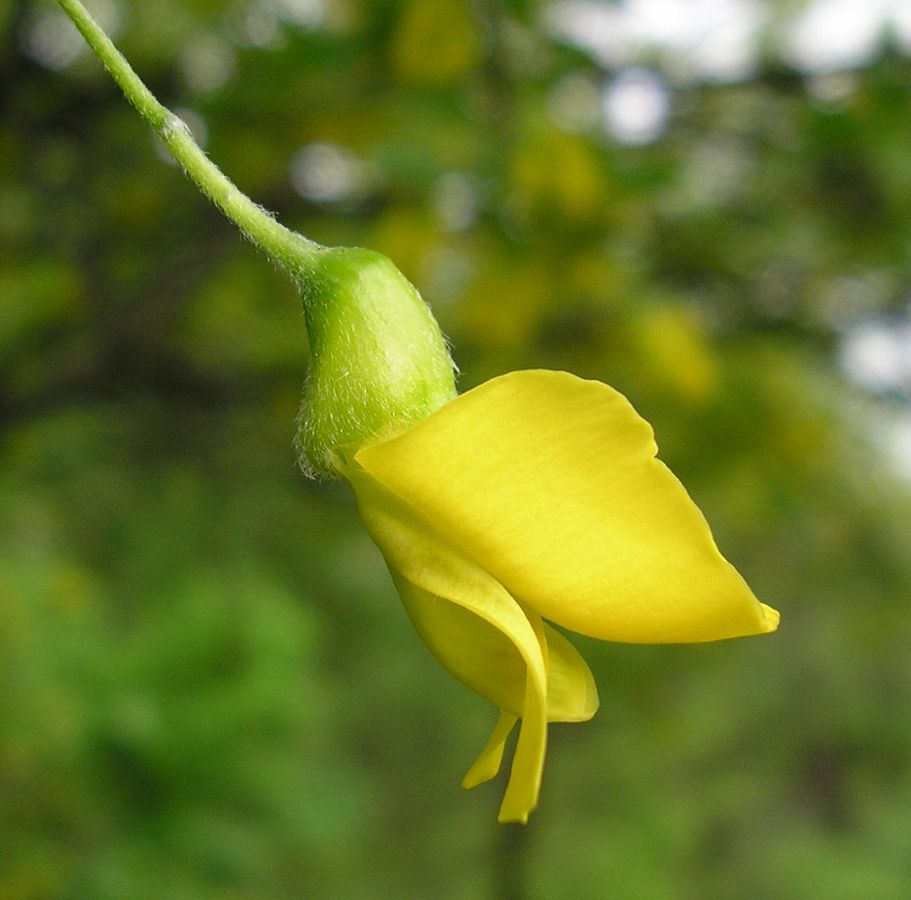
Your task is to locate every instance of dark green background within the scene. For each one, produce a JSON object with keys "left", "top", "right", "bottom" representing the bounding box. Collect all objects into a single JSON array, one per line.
[{"left": 3, "top": 1, "right": 911, "bottom": 897}]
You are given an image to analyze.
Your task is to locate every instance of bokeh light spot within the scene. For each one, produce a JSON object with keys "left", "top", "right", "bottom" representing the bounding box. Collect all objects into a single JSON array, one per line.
[{"left": 602, "top": 68, "right": 670, "bottom": 145}]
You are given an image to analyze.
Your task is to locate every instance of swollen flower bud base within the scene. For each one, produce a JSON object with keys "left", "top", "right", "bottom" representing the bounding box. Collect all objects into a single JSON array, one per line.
[{"left": 296, "top": 247, "right": 457, "bottom": 478}]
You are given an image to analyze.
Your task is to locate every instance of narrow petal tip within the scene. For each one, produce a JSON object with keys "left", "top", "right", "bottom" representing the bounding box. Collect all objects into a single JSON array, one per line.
[
  {"left": 498, "top": 807, "right": 532, "bottom": 826},
  {"left": 461, "top": 711, "right": 517, "bottom": 790},
  {"left": 759, "top": 603, "right": 781, "bottom": 633}
]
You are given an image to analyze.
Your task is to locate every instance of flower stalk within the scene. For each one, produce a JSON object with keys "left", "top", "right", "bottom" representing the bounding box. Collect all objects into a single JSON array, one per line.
[{"left": 56, "top": 0, "right": 321, "bottom": 275}]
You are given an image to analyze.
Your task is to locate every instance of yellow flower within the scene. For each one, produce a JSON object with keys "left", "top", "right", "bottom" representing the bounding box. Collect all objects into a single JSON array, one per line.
[
  {"left": 283, "top": 245, "right": 776, "bottom": 824},
  {"left": 52, "top": 0, "right": 778, "bottom": 826},
  {"left": 342, "top": 369, "right": 780, "bottom": 823}
]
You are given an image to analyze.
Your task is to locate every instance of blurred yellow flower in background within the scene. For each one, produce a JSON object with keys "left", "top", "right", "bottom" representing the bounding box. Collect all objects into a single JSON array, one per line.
[{"left": 345, "top": 370, "right": 779, "bottom": 823}]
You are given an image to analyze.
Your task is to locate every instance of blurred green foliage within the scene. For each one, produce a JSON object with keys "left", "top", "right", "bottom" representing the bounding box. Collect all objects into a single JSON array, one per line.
[{"left": 3, "top": 0, "right": 911, "bottom": 897}]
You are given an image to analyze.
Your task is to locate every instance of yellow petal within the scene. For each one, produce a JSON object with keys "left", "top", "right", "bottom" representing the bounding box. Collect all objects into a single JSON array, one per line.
[
  {"left": 461, "top": 711, "right": 517, "bottom": 789},
  {"left": 346, "top": 466, "right": 548, "bottom": 823},
  {"left": 543, "top": 625, "right": 599, "bottom": 722},
  {"left": 389, "top": 565, "right": 598, "bottom": 723},
  {"left": 355, "top": 370, "right": 779, "bottom": 644}
]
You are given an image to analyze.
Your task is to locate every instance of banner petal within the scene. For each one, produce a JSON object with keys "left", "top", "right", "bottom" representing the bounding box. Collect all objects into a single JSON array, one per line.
[{"left": 356, "top": 370, "right": 779, "bottom": 643}]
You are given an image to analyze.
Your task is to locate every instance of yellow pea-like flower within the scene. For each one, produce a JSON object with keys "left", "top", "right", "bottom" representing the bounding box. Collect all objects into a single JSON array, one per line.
[
  {"left": 343, "top": 370, "right": 779, "bottom": 823},
  {"left": 54, "top": 0, "right": 779, "bottom": 824}
]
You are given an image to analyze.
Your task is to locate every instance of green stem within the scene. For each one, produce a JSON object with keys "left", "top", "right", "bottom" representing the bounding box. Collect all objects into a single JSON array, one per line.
[{"left": 57, "top": 0, "right": 323, "bottom": 274}]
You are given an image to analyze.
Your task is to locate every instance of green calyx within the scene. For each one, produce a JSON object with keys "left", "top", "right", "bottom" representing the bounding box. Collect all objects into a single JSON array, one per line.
[{"left": 296, "top": 247, "right": 457, "bottom": 479}]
